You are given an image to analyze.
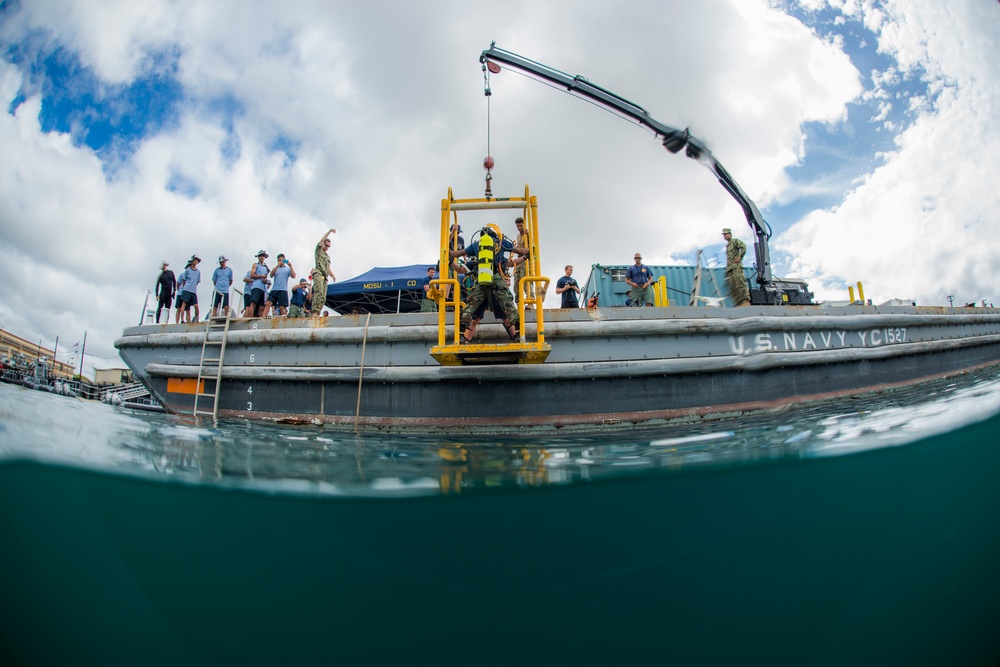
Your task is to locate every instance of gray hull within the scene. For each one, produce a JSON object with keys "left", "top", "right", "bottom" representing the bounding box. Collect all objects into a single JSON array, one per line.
[{"left": 115, "top": 305, "right": 1000, "bottom": 433}]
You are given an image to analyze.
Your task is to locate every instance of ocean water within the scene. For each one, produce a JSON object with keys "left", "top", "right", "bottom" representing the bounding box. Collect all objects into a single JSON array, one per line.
[{"left": 2, "top": 369, "right": 1000, "bottom": 666}]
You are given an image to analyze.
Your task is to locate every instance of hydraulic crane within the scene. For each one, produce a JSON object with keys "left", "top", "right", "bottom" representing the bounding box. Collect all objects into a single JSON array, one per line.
[{"left": 480, "top": 43, "right": 812, "bottom": 306}]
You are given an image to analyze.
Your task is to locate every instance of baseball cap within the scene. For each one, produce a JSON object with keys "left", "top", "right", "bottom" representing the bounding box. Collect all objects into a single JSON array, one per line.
[
  {"left": 190, "top": 255, "right": 201, "bottom": 262},
  {"left": 256, "top": 250, "right": 268, "bottom": 258},
  {"left": 218, "top": 255, "right": 228, "bottom": 263}
]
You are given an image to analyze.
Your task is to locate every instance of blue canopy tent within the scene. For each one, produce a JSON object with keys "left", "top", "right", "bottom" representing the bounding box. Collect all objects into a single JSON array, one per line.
[{"left": 325, "top": 264, "right": 434, "bottom": 315}]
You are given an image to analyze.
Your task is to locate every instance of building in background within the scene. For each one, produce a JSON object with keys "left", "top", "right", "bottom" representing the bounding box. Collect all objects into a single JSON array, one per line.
[{"left": 0, "top": 328, "right": 76, "bottom": 379}]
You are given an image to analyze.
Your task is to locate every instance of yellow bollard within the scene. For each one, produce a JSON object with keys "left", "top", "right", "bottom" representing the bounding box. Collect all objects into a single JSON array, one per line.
[
  {"left": 848, "top": 285, "right": 856, "bottom": 303},
  {"left": 857, "top": 281, "right": 865, "bottom": 304}
]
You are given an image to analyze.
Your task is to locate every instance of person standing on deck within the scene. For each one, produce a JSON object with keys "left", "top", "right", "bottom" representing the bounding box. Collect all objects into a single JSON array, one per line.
[
  {"left": 625, "top": 253, "right": 654, "bottom": 306},
  {"left": 247, "top": 251, "right": 270, "bottom": 317},
  {"left": 311, "top": 228, "right": 336, "bottom": 317},
  {"left": 723, "top": 228, "right": 751, "bottom": 306},
  {"left": 211, "top": 256, "right": 234, "bottom": 318},
  {"left": 421, "top": 265, "right": 440, "bottom": 313},
  {"left": 240, "top": 270, "right": 253, "bottom": 317},
  {"left": 155, "top": 261, "right": 176, "bottom": 323},
  {"left": 265, "top": 253, "right": 296, "bottom": 317},
  {"left": 556, "top": 265, "right": 581, "bottom": 309},
  {"left": 176, "top": 255, "right": 202, "bottom": 323},
  {"left": 512, "top": 216, "right": 534, "bottom": 309}
]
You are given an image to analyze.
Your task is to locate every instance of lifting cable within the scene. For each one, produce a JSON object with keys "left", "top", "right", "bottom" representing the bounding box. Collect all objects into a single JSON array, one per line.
[{"left": 483, "top": 58, "right": 498, "bottom": 198}]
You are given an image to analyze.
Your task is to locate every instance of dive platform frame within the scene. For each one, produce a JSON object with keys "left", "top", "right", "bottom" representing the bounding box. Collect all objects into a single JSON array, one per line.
[{"left": 429, "top": 186, "right": 551, "bottom": 366}]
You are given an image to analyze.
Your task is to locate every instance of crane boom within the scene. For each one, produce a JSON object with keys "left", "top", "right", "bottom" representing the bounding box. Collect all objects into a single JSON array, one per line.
[{"left": 480, "top": 43, "right": 777, "bottom": 296}]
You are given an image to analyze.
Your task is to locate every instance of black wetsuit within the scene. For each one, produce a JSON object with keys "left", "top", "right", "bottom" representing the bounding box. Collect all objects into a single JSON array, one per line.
[{"left": 156, "top": 270, "right": 176, "bottom": 323}]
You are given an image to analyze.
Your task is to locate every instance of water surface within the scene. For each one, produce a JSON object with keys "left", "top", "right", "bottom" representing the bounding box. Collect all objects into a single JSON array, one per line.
[{"left": 2, "top": 369, "right": 1000, "bottom": 666}]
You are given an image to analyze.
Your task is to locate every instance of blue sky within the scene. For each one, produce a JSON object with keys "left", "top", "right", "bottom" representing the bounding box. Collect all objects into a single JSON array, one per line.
[{"left": 1, "top": 0, "right": 999, "bottom": 374}]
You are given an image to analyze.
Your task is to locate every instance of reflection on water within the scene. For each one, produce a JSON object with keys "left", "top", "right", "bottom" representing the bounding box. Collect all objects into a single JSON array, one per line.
[{"left": 2, "top": 365, "right": 1000, "bottom": 497}]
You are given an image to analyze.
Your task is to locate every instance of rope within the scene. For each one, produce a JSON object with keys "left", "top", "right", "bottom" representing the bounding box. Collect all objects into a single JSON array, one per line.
[{"left": 354, "top": 312, "right": 371, "bottom": 435}]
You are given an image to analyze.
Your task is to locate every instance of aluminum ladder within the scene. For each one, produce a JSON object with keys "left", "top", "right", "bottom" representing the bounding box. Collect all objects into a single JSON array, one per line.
[{"left": 192, "top": 303, "right": 233, "bottom": 420}]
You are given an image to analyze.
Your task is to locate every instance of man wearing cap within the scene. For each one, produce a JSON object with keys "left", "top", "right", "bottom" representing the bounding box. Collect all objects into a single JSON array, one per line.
[
  {"left": 264, "top": 253, "right": 296, "bottom": 317},
  {"left": 311, "top": 228, "right": 337, "bottom": 317},
  {"left": 289, "top": 278, "right": 310, "bottom": 318},
  {"left": 210, "top": 256, "right": 234, "bottom": 318},
  {"left": 247, "top": 250, "right": 270, "bottom": 318},
  {"left": 155, "top": 261, "right": 176, "bottom": 324},
  {"left": 625, "top": 253, "right": 655, "bottom": 306},
  {"left": 176, "top": 255, "right": 202, "bottom": 323},
  {"left": 723, "top": 228, "right": 750, "bottom": 306}
]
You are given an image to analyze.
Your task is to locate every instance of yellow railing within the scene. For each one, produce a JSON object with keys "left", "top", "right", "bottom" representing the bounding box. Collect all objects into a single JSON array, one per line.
[
  {"left": 431, "top": 185, "right": 551, "bottom": 363},
  {"left": 653, "top": 275, "right": 670, "bottom": 307},
  {"left": 432, "top": 278, "right": 462, "bottom": 346}
]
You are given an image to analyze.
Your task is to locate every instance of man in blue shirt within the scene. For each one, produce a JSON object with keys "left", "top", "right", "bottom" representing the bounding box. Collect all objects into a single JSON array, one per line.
[
  {"left": 625, "top": 253, "right": 654, "bottom": 306},
  {"left": 177, "top": 255, "right": 202, "bottom": 323},
  {"left": 420, "top": 265, "right": 439, "bottom": 312},
  {"left": 265, "top": 253, "right": 296, "bottom": 317},
  {"left": 211, "top": 256, "right": 234, "bottom": 318},
  {"left": 289, "top": 278, "right": 310, "bottom": 318},
  {"left": 556, "top": 265, "right": 581, "bottom": 308},
  {"left": 247, "top": 250, "right": 270, "bottom": 318}
]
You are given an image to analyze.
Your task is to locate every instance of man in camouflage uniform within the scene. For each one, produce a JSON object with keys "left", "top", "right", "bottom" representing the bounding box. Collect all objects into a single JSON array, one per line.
[
  {"left": 723, "top": 227, "right": 751, "bottom": 306},
  {"left": 450, "top": 228, "right": 527, "bottom": 343},
  {"left": 311, "top": 227, "right": 337, "bottom": 317}
]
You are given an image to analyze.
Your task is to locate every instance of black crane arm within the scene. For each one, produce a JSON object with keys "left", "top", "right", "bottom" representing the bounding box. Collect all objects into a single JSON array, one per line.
[{"left": 480, "top": 43, "right": 774, "bottom": 289}]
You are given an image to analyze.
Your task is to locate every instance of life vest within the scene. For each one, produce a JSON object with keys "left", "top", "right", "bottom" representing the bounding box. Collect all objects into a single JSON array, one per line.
[{"left": 477, "top": 238, "right": 495, "bottom": 283}]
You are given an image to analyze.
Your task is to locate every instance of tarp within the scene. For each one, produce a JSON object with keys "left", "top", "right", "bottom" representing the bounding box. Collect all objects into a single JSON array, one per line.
[{"left": 325, "top": 264, "right": 434, "bottom": 315}]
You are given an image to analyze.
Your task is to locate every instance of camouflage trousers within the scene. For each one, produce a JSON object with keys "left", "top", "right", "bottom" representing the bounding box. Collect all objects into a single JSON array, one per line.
[
  {"left": 311, "top": 271, "right": 327, "bottom": 314},
  {"left": 726, "top": 266, "right": 750, "bottom": 305},
  {"left": 461, "top": 278, "right": 519, "bottom": 328},
  {"left": 513, "top": 263, "right": 534, "bottom": 303}
]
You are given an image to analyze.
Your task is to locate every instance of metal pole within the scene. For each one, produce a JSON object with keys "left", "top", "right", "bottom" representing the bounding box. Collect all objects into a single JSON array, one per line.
[
  {"left": 78, "top": 331, "right": 87, "bottom": 380},
  {"left": 140, "top": 290, "right": 151, "bottom": 325}
]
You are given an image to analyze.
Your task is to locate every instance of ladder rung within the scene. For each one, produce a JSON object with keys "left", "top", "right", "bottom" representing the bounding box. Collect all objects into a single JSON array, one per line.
[{"left": 205, "top": 340, "right": 223, "bottom": 345}]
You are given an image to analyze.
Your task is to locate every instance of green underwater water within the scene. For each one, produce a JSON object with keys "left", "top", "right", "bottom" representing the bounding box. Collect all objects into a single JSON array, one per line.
[{"left": 1, "top": 370, "right": 1000, "bottom": 666}]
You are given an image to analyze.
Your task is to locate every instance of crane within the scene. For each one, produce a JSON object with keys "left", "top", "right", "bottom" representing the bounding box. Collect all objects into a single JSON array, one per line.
[{"left": 480, "top": 43, "right": 804, "bottom": 305}]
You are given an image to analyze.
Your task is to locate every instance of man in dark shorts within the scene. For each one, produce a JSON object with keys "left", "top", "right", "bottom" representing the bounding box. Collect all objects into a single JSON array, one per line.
[
  {"left": 265, "top": 253, "right": 296, "bottom": 317},
  {"left": 176, "top": 255, "right": 202, "bottom": 323},
  {"left": 211, "top": 256, "right": 234, "bottom": 318},
  {"left": 247, "top": 250, "right": 270, "bottom": 318}
]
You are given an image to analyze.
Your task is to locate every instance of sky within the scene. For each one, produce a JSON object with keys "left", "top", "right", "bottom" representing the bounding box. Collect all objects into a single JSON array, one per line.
[{"left": 1, "top": 0, "right": 999, "bottom": 376}]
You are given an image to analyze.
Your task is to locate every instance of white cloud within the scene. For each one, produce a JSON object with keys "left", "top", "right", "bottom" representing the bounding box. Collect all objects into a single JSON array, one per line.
[
  {"left": 778, "top": 1, "right": 1000, "bottom": 305},
  {"left": 8, "top": 0, "right": 962, "bottom": 367}
]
